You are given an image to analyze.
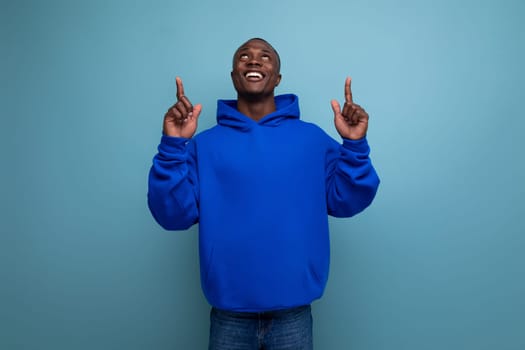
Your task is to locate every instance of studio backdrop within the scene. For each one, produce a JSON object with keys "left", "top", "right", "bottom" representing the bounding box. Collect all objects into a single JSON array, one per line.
[{"left": 2, "top": 0, "right": 524, "bottom": 349}]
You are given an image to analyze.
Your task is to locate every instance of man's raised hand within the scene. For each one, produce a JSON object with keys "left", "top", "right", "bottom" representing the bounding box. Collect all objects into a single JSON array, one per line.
[
  {"left": 163, "top": 77, "right": 202, "bottom": 138},
  {"left": 330, "top": 77, "right": 369, "bottom": 140}
]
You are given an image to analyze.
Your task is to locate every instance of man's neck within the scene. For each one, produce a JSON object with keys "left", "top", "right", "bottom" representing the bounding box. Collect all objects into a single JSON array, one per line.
[{"left": 237, "top": 94, "right": 276, "bottom": 122}]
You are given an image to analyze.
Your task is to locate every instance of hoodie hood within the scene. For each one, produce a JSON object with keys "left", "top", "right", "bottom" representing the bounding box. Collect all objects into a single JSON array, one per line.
[{"left": 216, "top": 94, "right": 300, "bottom": 131}]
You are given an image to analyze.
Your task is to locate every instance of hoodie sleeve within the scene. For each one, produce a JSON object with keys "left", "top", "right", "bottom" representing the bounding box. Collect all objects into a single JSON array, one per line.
[
  {"left": 325, "top": 137, "right": 380, "bottom": 218},
  {"left": 147, "top": 135, "right": 199, "bottom": 230}
]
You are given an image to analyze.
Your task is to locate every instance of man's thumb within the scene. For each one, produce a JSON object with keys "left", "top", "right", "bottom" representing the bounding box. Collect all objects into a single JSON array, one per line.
[
  {"left": 330, "top": 100, "right": 341, "bottom": 117},
  {"left": 192, "top": 104, "right": 203, "bottom": 119}
]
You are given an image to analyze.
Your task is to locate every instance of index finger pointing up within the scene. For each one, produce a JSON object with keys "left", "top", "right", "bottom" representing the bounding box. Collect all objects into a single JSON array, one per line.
[
  {"left": 176, "top": 76, "right": 185, "bottom": 100},
  {"left": 345, "top": 77, "right": 353, "bottom": 104}
]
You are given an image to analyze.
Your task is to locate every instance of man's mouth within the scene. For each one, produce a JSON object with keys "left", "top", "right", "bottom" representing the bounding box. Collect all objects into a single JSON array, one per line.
[{"left": 245, "top": 71, "right": 264, "bottom": 82}]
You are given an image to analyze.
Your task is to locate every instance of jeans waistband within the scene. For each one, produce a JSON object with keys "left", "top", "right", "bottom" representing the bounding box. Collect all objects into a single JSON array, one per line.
[{"left": 212, "top": 304, "right": 311, "bottom": 320}]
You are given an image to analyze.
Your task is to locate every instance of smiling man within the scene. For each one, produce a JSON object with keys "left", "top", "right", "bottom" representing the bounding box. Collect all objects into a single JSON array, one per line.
[{"left": 148, "top": 38, "right": 380, "bottom": 350}]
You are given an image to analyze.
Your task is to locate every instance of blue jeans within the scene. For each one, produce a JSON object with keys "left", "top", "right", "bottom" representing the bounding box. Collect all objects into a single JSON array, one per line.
[{"left": 209, "top": 305, "right": 313, "bottom": 350}]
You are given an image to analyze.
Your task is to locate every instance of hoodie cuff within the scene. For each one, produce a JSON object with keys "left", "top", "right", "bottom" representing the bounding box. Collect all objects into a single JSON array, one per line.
[
  {"left": 341, "top": 137, "right": 370, "bottom": 154},
  {"left": 158, "top": 135, "right": 191, "bottom": 154}
]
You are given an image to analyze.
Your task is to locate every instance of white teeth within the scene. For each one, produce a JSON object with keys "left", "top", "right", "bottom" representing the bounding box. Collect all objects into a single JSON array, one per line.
[{"left": 246, "top": 72, "right": 263, "bottom": 79}]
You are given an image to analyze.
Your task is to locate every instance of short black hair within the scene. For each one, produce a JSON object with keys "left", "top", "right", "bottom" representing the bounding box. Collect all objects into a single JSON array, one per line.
[{"left": 233, "top": 38, "right": 281, "bottom": 72}]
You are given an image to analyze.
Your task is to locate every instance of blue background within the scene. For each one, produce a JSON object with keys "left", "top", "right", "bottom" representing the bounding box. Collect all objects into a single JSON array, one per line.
[{"left": 2, "top": 0, "right": 524, "bottom": 349}]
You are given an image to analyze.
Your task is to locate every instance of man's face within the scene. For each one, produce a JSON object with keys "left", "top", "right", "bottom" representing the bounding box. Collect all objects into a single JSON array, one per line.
[{"left": 231, "top": 39, "right": 282, "bottom": 98}]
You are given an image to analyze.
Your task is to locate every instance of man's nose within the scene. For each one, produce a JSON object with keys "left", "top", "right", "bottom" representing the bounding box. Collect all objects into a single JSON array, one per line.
[{"left": 246, "top": 57, "right": 262, "bottom": 66}]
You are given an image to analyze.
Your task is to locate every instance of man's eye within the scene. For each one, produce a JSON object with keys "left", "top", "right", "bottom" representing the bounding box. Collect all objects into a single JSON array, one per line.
[
  {"left": 261, "top": 55, "right": 270, "bottom": 60},
  {"left": 240, "top": 54, "right": 249, "bottom": 60}
]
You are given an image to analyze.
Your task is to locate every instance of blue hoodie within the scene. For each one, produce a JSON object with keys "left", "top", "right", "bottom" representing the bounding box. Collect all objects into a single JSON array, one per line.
[{"left": 148, "top": 94, "right": 379, "bottom": 312}]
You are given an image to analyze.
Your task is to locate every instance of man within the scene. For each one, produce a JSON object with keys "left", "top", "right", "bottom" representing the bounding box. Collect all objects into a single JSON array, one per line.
[{"left": 148, "top": 38, "right": 379, "bottom": 350}]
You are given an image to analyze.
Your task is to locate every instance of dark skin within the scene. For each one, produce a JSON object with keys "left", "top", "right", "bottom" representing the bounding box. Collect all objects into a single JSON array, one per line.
[
  {"left": 229, "top": 39, "right": 282, "bottom": 121},
  {"left": 163, "top": 39, "right": 369, "bottom": 140}
]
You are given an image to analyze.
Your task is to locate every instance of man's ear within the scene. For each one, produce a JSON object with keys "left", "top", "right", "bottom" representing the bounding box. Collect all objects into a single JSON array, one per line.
[{"left": 276, "top": 74, "right": 282, "bottom": 87}]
